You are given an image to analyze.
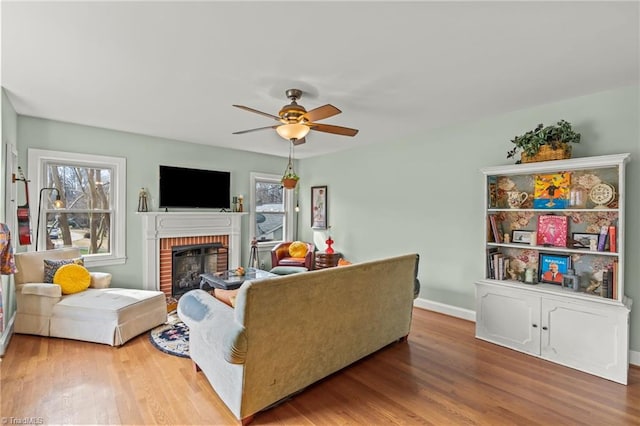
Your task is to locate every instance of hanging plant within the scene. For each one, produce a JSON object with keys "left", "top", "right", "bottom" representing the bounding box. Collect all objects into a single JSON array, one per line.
[{"left": 281, "top": 141, "right": 299, "bottom": 189}]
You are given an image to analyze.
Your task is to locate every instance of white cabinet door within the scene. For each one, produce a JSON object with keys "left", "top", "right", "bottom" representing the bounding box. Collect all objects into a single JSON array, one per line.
[
  {"left": 476, "top": 284, "right": 541, "bottom": 355},
  {"left": 541, "top": 298, "right": 629, "bottom": 384}
]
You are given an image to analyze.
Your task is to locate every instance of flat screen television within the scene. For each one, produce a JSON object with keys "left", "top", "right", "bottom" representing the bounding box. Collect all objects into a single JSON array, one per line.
[{"left": 159, "top": 165, "right": 231, "bottom": 209}]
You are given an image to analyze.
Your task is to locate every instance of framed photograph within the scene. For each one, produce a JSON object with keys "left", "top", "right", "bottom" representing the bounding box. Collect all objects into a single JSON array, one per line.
[
  {"left": 571, "top": 232, "right": 599, "bottom": 249},
  {"left": 512, "top": 230, "right": 533, "bottom": 244},
  {"left": 533, "top": 172, "right": 571, "bottom": 209},
  {"left": 538, "top": 253, "right": 571, "bottom": 284},
  {"left": 536, "top": 215, "right": 568, "bottom": 247},
  {"left": 311, "top": 186, "right": 328, "bottom": 229}
]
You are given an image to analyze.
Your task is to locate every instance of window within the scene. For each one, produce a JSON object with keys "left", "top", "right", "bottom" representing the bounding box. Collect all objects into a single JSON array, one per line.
[
  {"left": 249, "top": 172, "right": 294, "bottom": 246},
  {"left": 28, "top": 149, "right": 126, "bottom": 266}
]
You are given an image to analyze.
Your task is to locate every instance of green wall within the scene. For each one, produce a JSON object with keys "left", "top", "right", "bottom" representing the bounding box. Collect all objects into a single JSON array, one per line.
[
  {"left": 16, "top": 116, "right": 289, "bottom": 287},
  {"left": 297, "top": 85, "right": 640, "bottom": 349}
]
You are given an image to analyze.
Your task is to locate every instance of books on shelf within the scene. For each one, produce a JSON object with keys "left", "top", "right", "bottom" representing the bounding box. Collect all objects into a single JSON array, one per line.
[
  {"left": 488, "top": 214, "right": 502, "bottom": 243},
  {"left": 597, "top": 225, "right": 609, "bottom": 252},
  {"left": 486, "top": 248, "right": 498, "bottom": 278},
  {"left": 612, "top": 261, "right": 618, "bottom": 300},
  {"left": 608, "top": 226, "right": 617, "bottom": 252}
]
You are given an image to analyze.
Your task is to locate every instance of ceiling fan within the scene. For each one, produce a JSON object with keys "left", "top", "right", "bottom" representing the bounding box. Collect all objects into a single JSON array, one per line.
[{"left": 232, "top": 89, "right": 359, "bottom": 145}]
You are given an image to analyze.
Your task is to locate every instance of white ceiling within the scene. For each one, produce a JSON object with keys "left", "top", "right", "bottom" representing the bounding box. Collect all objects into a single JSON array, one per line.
[{"left": 2, "top": 1, "right": 639, "bottom": 159}]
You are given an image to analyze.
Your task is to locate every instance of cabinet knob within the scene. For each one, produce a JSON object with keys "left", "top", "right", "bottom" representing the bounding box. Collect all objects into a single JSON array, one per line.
[
  {"left": 542, "top": 326, "right": 548, "bottom": 331},
  {"left": 532, "top": 324, "right": 538, "bottom": 328}
]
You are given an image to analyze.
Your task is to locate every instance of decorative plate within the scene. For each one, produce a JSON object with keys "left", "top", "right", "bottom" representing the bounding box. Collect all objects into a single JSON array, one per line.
[{"left": 588, "top": 183, "right": 615, "bottom": 209}]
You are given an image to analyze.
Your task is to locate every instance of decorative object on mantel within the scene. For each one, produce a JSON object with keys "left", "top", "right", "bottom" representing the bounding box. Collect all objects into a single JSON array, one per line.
[
  {"left": 137, "top": 187, "right": 149, "bottom": 212},
  {"left": 506, "top": 120, "right": 581, "bottom": 164},
  {"left": 282, "top": 141, "right": 299, "bottom": 189},
  {"left": 237, "top": 195, "right": 244, "bottom": 212}
]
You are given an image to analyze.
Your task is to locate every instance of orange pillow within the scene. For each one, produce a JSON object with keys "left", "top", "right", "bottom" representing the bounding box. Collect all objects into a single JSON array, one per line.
[
  {"left": 337, "top": 258, "right": 352, "bottom": 266},
  {"left": 213, "top": 288, "right": 238, "bottom": 308}
]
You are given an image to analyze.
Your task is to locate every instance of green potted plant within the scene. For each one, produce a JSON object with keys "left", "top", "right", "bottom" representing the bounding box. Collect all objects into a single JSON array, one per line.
[
  {"left": 507, "top": 120, "right": 581, "bottom": 163},
  {"left": 281, "top": 171, "right": 299, "bottom": 189},
  {"left": 281, "top": 157, "right": 299, "bottom": 189}
]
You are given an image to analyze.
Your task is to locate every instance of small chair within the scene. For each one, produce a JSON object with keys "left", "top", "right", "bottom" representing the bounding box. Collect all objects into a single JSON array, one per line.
[{"left": 271, "top": 241, "right": 315, "bottom": 270}]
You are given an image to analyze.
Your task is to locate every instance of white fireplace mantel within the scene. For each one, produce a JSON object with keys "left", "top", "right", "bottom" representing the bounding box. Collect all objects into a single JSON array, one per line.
[{"left": 140, "top": 211, "right": 247, "bottom": 291}]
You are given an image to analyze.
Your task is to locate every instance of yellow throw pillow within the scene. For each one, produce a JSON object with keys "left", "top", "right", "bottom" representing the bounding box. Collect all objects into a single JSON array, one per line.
[
  {"left": 288, "top": 241, "right": 308, "bottom": 258},
  {"left": 53, "top": 263, "right": 91, "bottom": 295}
]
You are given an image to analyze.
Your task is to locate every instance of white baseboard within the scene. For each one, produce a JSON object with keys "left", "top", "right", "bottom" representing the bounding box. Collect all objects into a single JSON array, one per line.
[
  {"left": 413, "top": 298, "right": 640, "bottom": 367},
  {"left": 413, "top": 297, "right": 476, "bottom": 322},
  {"left": 0, "top": 312, "right": 15, "bottom": 357}
]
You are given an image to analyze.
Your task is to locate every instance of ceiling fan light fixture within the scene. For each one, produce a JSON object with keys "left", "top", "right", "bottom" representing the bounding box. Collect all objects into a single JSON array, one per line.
[{"left": 276, "top": 123, "right": 310, "bottom": 141}]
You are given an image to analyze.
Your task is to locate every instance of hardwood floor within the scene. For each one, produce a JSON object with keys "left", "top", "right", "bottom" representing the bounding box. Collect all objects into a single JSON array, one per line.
[{"left": 2, "top": 308, "right": 640, "bottom": 425}]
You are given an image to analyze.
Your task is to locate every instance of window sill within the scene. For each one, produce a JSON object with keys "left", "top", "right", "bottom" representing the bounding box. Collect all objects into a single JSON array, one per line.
[{"left": 84, "top": 255, "right": 127, "bottom": 268}]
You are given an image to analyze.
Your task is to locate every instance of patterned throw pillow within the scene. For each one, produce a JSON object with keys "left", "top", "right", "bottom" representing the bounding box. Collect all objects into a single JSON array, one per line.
[
  {"left": 43, "top": 257, "right": 84, "bottom": 283},
  {"left": 53, "top": 263, "right": 91, "bottom": 295}
]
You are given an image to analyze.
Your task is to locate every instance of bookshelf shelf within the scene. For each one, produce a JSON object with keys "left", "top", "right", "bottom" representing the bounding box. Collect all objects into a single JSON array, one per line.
[{"left": 476, "top": 153, "right": 631, "bottom": 385}]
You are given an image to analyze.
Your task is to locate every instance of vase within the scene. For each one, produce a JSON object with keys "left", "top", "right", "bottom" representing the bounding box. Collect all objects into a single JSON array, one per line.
[{"left": 282, "top": 178, "right": 298, "bottom": 189}]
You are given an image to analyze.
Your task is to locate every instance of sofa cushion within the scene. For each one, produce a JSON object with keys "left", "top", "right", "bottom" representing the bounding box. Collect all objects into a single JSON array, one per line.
[
  {"left": 288, "top": 241, "right": 308, "bottom": 258},
  {"left": 54, "top": 264, "right": 91, "bottom": 295},
  {"left": 53, "top": 288, "right": 165, "bottom": 323},
  {"left": 90, "top": 272, "right": 112, "bottom": 289},
  {"left": 43, "top": 257, "right": 84, "bottom": 283},
  {"left": 269, "top": 266, "right": 308, "bottom": 275}
]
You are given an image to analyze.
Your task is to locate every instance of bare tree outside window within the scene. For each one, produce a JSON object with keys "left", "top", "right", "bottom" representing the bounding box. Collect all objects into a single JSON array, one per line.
[{"left": 45, "top": 164, "right": 112, "bottom": 255}]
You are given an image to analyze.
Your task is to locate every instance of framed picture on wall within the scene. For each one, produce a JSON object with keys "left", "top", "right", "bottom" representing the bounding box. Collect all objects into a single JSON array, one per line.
[{"left": 311, "top": 186, "right": 328, "bottom": 230}]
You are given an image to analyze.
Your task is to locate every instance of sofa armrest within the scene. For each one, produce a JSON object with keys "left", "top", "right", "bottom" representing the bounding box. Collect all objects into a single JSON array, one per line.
[
  {"left": 21, "top": 283, "right": 62, "bottom": 298},
  {"left": 177, "top": 289, "right": 247, "bottom": 364},
  {"left": 89, "top": 272, "right": 112, "bottom": 289}
]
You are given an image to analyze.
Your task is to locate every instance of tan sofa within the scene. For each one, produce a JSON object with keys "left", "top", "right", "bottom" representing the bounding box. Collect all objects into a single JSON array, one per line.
[
  {"left": 178, "top": 253, "right": 420, "bottom": 424},
  {"left": 14, "top": 248, "right": 167, "bottom": 346}
]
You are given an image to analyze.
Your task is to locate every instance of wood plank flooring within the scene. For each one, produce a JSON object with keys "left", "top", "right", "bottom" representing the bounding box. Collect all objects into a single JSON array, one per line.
[{"left": 2, "top": 308, "right": 640, "bottom": 425}]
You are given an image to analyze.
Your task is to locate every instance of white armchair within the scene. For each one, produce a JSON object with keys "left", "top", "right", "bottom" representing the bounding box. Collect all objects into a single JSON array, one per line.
[{"left": 14, "top": 248, "right": 167, "bottom": 346}]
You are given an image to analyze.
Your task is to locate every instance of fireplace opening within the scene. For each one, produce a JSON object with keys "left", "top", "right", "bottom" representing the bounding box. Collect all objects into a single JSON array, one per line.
[{"left": 172, "top": 243, "right": 228, "bottom": 297}]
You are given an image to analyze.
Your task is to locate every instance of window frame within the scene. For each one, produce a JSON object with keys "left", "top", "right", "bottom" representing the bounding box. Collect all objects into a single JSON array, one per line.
[
  {"left": 28, "top": 148, "right": 126, "bottom": 267},
  {"left": 249, "top": 172, "right": 294, "bottom": 250}
]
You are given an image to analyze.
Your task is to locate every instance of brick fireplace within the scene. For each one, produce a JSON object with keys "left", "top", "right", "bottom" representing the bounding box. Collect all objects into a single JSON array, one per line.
[
  {"left": 140, "top": 212, "right": 246, "bottom": 292},
  {"left": 160, "top": 236, "right": 229, "bottom": 297}
]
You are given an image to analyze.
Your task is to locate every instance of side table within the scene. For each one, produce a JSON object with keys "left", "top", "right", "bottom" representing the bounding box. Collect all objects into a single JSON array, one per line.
[{"left": 315, "top": 252, "right": 343, "bottom": 270}]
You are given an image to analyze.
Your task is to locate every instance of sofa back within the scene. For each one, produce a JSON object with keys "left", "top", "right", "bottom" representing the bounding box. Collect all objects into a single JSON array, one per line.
[
  {"left": 14, "top": 248, "right": 81, "bottom": 285},
  {"left": 233, "top": 253, "right": 419, "bottom": 417}
]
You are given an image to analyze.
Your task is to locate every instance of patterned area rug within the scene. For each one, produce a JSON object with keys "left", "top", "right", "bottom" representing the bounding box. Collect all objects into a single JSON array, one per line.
[{"left": 149, "top": 312, "right": 190, "bottom": 358}]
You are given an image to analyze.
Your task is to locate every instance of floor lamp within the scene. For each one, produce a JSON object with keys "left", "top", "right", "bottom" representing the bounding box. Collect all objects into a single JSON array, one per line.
[{"left": 36, "top": 187, "right": 64, "bottom": 251}]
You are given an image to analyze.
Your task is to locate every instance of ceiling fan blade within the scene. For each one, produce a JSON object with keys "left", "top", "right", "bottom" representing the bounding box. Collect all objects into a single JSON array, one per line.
[
  {"left": 292, "top": 137, "right": 306, "bottom": 146},
  {"left": 310, "top": 123, "right": 359, "bottom": 137},
  {"left": 232, "top": 125, "right": 278, "bottom": 135},
  {"left": 301, "top": 104, "right": 341, "bottom": 122},
  {"left": 233, "top": 105, "right": 281, "bottom": 121}
]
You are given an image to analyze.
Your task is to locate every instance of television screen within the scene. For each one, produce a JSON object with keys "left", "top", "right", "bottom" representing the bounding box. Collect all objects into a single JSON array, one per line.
[{"left": 159, "top": 165, "right": 231, "bottom": 209}]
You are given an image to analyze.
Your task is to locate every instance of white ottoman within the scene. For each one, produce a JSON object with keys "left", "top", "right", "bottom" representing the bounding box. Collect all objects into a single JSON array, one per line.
[{"left": 50, "top": 288, "right": 167, "bottom": 346}]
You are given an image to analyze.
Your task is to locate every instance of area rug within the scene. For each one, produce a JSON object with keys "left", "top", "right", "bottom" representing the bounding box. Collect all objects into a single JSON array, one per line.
[{"left": 149, "top": 312, "right": 190, "bottom": 358}]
